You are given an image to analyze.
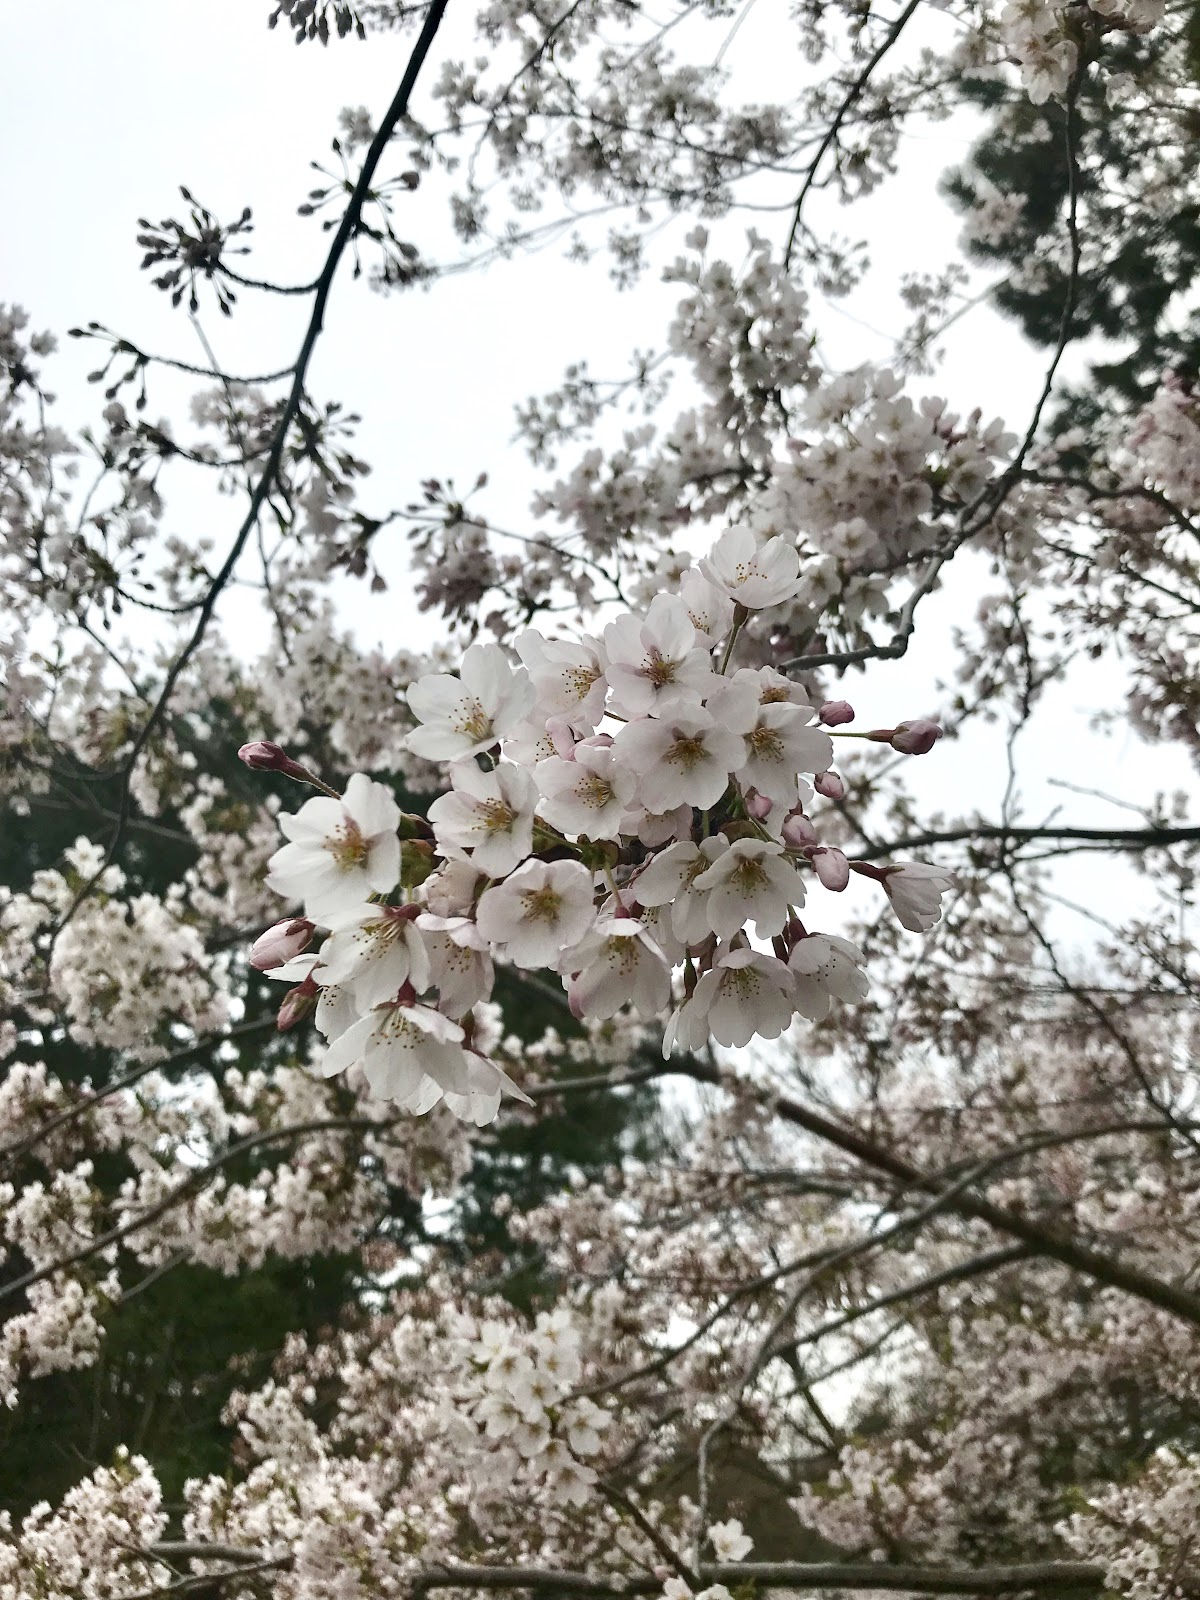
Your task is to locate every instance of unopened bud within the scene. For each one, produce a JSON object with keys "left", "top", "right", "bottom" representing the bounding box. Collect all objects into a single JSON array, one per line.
[
  {"left": 813, "top": 770, "right": 845, "bottom": 800},
  {"left": 276, "top": 974, "right": 318, "bottom": 1032},
  {"left": 250, "top": 917, "right": 315, "bottom": 971},
  {"left": 819, "top": 700, "right": 855, "bottom": 726},
  {"left": 238, "top": 739, "right": 294, "bottom": 772},
  {"left": 397, "top": 812, "right": 435, "bottom": 842},
  {"left": 782, "top": 810, "right": 818, "bottom": 849},
  {"left": 811, "top": 846, "right": 850, "bottom": 892},
  {"left": 891, "top": 718, "right": 943, "bottom": 755},
  {"left": 399, "top": 839, "right": 436, "bottom": 887},
  {"left": 745, "top": 790, "right": 774, "bottom": 821}
]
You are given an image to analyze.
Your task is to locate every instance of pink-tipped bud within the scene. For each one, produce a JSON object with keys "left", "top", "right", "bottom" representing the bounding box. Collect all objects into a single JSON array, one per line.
[
  {"left": 891, "top": 718, "right": 943, "bottom": 755},
  {"left": 813, "top": 769, "right": 845, "bottom": 800},
  {"left": 745, "top": 790, "right": 774, "bottom": 821},
  {"left": 250, "top": 918, "right": 316, "bottom": 972},
  {"left": 812, "top": 846, "right": 850, "bottom": 892},
  {"left": 238, "top": 739, "right": 293, "bottom": 772},
  {"left": 782, "top": 810, "right": 818, "bottom": 849},
  {"left": 819, "top": 700, "right": 855, "bottom": 726},
  {"left": 276, "top": 974, "right": 318, "bottom": 1032}
]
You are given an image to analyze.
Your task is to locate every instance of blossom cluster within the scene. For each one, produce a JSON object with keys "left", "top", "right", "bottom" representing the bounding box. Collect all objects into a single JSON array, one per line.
[{"left": 252, "top": 526, "right": 953, "bottom": 1121}]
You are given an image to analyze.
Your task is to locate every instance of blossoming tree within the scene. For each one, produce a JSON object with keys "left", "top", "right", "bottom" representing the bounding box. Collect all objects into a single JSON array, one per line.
[{"left": 3, "top": 0, "right": 1200, "bottom": 1596}]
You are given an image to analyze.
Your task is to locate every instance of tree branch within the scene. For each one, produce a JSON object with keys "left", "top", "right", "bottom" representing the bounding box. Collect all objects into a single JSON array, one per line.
[{"left": 53, "top": 0, "right": 451, "bottom": 939}]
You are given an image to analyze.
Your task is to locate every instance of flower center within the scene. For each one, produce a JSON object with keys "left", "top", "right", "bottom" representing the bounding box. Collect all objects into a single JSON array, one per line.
[
  {"left": 521, "top": 886, "right": 564, "bottom": 924},
  {"left": 577, "top": 773, "right": 614, "bottom": 808},
  {"left": 642, "top": 649, "right": 680, "bottom": 688},
  {"left": 478, "top": 798, "right": 516, "bottom": 835},
  {"left": 326, "top": 818, "right": 368, "bottom": 871},
  {"left": 452, "top": 696, "right": 491, "bottom": 740},
  {"left": 747, "top": 724, "right": 784, "bottom": 759},
  {"left": 725, "top": 966, "right": 762, "bottom": 1000},
  {"left": 731, "top": 857, "right": 769, "bottom": 894},
  {"left": 667, "top": 735, "right": 707, "bottom": 769},
  {"left": 564, "top": 664, "right": 601, "bottom": 701}
]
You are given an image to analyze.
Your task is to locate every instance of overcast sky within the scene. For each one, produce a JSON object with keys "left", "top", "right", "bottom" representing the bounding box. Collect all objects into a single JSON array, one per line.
[{"left": 4, "top": 0, "right": 1191, "bottom": 953}]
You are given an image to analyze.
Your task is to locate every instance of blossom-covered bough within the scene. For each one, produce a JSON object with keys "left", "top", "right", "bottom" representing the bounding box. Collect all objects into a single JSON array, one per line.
[
  {"left": 245, "top": 529, "right": 954, "bottom": 1125},
  {"left": 3, "top": 0, "right": 1200, "bottom": 1595}
]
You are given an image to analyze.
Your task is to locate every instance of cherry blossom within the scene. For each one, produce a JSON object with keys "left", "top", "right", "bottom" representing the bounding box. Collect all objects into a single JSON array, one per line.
[
  {"left": 788, "top": 932, "right": 868, "bottom": 1018},
  {"left": 603, "top": 592, "right": 715, "bottom": 717},
  {"left": 632, "top": 837, "right": 727, "bottom": 944},
  {"left": 666, "top": 944, "right": 798, "bottom": 1053},
  {"left": 692, "top": 838, "right": 806, "bottom": 939},
  {"left": 312, "top": 902, "right": 432, "bottom": 1011},
  {"left": 882, "top": 862, "right": 956, "bottom": 933},
  {"left": 266, "top": 773, "right": 401, "bottom": 921},
  {"left": 427, "top": 759, "right": 539, "bottom": 876},
  {"left": 535, "top": 742, "right": 637, "bottom": 840},
  {"left": 561, "top": 917, "right": 672, "bottom": 1019},
  {"left": 249, "top": 917, "right": 316, "bottom": 971},
  {"left": 515, "top": 629, "right": 609, "bottom": 729},
  {"left": 614, "top": 705, "right": 746, "bottom": 812},
  {"left": 405, "top": 641, "right": 534, "bottom": 760},
  {"left": 700, "top": 526, "right": 802, "bottom": 609},
  {"left": 475, "top": 858, "right": 597, "bottom": 968}
]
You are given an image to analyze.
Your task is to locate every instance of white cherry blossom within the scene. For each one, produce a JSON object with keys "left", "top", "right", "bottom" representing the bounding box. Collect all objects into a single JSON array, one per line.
[
  {"left": 316, "top": 903, "right": 431, "bottom": 1011},
  {"left": 788, "top": 932, "right": 868, "bottom": 1019},
  {"left": 442, "top": 1049, "right": 533, "bottom": 1126},
  {"left": 421, "top": 858, "right": 485, "bottom": 917},
  {"left": 883, "top": 862, "right": 956, "bottom": 932},
  {"left": 693, "top": 837, "right": 805, "bottom": 939},
  {"left": 718, "top": 670, "right": 834, "bottom": 805},
  {"left": 633, "top": 837, "right": 726, "bottom": 944},
  {"left": 535, "top": 743, "right": 637, "bottom": 840},
  {"left": 318, "top": 997, "right": 472, "bottom": 1103},
  {"left": 614, "top": 706, "right": 745, "bottom": 812},
  {"left": 665, "top": 945, "right": 796, "bottom": 1053},
  {"left": 405, "top": 642, "right": 535, "bottom": 761},
  {"left": 708, "top": 1520, "right": 754, "bottom": 1561},
  {"left": 560, "top": 917, "right": 672, "bottom": 1019},
  {"left": 476, "top": 859, "right": 596, "bottom": 968},
  {"left": 515, "top": 630, "right": 608, "bottom": 730},
  {"left": 428, "top": 760, "right": 538, "bottom": 877},
  {"left": 700, "top": 526, "right": 801, "bottom": 608},
  {"left": 266, "top": 773, "right": 401, "bottom": 922},
  {"left": 603, "top": 592, "right": 714, "bottom": 717},
  {"left": 679, "top": 567, "right": 735, "bottom": 645},
  {"left": 418, "top": 913, "right": 495, "bottom": 1017}
]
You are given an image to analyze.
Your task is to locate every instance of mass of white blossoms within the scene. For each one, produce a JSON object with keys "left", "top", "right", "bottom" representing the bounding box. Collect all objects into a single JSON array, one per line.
[{"left": 248, "top": 527, "right": 953, "bottom": 1122}]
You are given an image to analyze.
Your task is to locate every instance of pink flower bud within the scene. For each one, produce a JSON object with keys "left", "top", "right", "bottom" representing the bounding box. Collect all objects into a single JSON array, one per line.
[
  {"left": 891, "top": 719, "right": 943, "bottom": 755},
  {"left": 782, "top": 810, "right": 818, "bottom": 849},
  {"left": 276, "top": 974, "right": 318, "bottom": 1032},
  {"left": 813, "top": 769, "right": 845, "bottom": 800},
  {"left": 811, "top": 846, "right": 850, "bottom": 892},
  {"left": 249, "top": 918, "right": 316, "bottom": 972},
  {"left": 745, "top": 790, "right": 774, "bottom": 821},
  {"left": 819, "top": 700, "right": 855, "bottom": 726},
  {"left": 238, "top": 740, "right": 293, "bottom": 772}
]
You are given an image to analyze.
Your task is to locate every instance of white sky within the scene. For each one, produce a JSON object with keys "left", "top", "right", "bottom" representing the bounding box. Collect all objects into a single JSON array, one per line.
[{"left": 4, "top": 0, "right": 1193, "bottom": 957}]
